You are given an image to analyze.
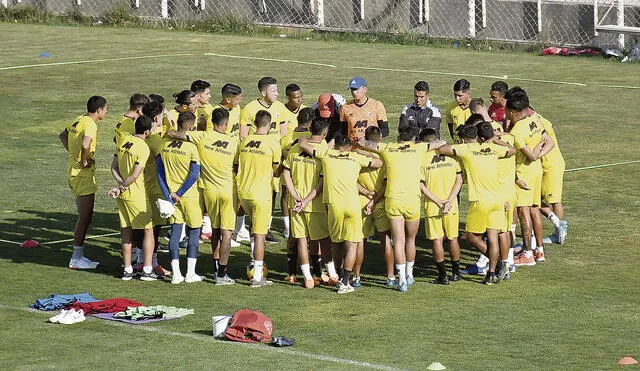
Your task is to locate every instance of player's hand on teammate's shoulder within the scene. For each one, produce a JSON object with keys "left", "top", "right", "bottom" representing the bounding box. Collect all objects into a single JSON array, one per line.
[{"left": 170, "top": 192, "right": 181, "bottom": 204}]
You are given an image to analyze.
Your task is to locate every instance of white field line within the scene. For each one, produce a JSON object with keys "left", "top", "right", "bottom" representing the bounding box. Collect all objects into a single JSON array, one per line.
[
  {"left": 1, "top": 51, "right": 638, "bottom": 89},
  {"left": 564, "top": 159, "right": 640, "bottom": 172},
  {"left": 44, "top": 232, "right": 122, "bottom": 245},
  {"left": 0, "top": 304, "right": 405, "bottom": 371},
  {"left": 0, "top": 238, "right": 23, "bottom": 245}
]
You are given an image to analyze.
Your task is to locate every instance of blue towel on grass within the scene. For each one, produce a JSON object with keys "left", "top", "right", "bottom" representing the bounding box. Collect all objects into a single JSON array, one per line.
[{"left": 30, "top": 292, "right": 99, "bottom": 311}]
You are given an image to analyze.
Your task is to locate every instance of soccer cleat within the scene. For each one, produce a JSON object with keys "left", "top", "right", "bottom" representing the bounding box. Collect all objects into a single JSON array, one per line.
[
  {"left": 304, "top": 278, "right": 315, "bottom": 289},
  {"left": 542, "top": 234, "right": 560, "bottom": 244},
  {"left": 140, "top": 271, "right": 161, "bottom": 281},
  {"left": 386, "top": 277, "right": 397, "bottom": 287},
  {"left": 514, "top": 251, "right": 536, "bottom": 266},
  {"left": 558, "top": 220, "right": 568, "bottom": 245},
  {"left": 482, "top": 272, "right": 497, "bottom": 285},
  {"left": 215, "top": 275, "right": 236, "bottom": 285},
  {"left": 58, "top": 309, "right": 86, "bottom": 325},
  {"left": 534, "top": 248, "right": 546, "bottom": 262},
  {"left": 185, "top": 274, "right": 205, "bottom": 283},
  {"left": 509, "top": 264, "right": 516, "bottom": 273},
  {"left": 121, "top": 270, "right": 135, "bottom": 281},
  {"left": 250, "top": 277, "right": 273, "bottom": 287},
  {"left": 450, "top": 273, "right": 463, "bottom": 282},
  {"left": 504, "top": 272, "right": 512, "bottom": 280},
  {"left": 265, "top": 231, "right": 280, "bottom": 243},
  {"left": 69, "top": 257, "right": 100, "bottom": 270},
  {"left": 406, "top": 276, "right": 415, "bottom": 286},
  {"left": 337, "top": 283, "right": 355, "bottom": 294},
  {"left": 171, "top": 275, "right": 185, "bottom": 284},
  {"left": 397, "top": 281, "right": 408, "bottom": 293},
  {"left": 351, "top": 277, "right": 361, "bottom": 288},
  {"left": 496, "top": 261, "right": 509, "bottom": 283},
  {"left": 431, "top": 276, "right": 450, "bottom": 285},
  {"left": 230, "top": 239, "right": 241, "bottom": 247},
  {"left": 460, "top": 264, "right": 487, "bottom": 275},
  {"left": 284, "top": 275, "right": 297, "bottom": 284},
  {"left": 236, "top": 229, "right": 251, "bottom": 242},
  {"left": 154, "top": 265, "right": 171, "bottom": 277},
  {"left": 326, "top": 275, "right": 340, "bottom": 286}
]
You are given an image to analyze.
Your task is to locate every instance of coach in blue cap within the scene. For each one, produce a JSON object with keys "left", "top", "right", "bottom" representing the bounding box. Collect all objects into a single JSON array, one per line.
[{"left": 340, "top": 77, "right": 389, "bottom": 142}]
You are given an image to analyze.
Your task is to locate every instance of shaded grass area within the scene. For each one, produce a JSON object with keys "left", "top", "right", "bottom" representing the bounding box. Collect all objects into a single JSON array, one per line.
[{"left": 1, "top": 23, "right": 639, "bottom": 370}]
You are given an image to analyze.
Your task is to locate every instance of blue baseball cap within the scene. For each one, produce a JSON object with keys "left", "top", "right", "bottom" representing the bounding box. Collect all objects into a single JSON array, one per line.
[{"left": 348, "top": 77, "right": 367, "bottom": 89}]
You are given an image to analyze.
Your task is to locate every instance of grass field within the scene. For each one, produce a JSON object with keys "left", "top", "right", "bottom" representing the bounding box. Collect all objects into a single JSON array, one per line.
[{"left": 1, "top": 22, "right": 640, "bottom": 370}]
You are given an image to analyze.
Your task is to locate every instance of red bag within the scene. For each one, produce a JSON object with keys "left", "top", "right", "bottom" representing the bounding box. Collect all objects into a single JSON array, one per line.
[{"left": 224, "top": 309, "right": 274, "bottom": 343}]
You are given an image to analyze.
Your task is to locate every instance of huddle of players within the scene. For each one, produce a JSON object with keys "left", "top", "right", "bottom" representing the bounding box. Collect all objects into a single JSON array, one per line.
[{"left": 59, "top": 75, "right": 567, "bottom": 293}]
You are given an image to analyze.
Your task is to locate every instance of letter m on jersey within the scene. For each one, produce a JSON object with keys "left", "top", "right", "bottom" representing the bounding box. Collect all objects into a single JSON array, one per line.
[
  {"left": 121, "top": 142, "right": 134, "bottom": 150},
  {"left": 245, "top": 140, "right": 261, "bottom": 149},
  {"left": 212, "top": 140, "right": 229, "bottom": 149},
  {"left": 431, "top": 154, "right": 446, "bottom": 163},
  {"left": 167, "top": 140, "right": 183, "bottom": 149}
]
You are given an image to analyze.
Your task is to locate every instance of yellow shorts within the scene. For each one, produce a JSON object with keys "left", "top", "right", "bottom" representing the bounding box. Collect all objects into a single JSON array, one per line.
[
  {"left": 516, "top": 172, "right": 543, "bottom": 207},
  {"left": 499, "top": 184, "right": 516, "bottom": 233},
  {"left": 385, "top": 196, "right": 421, "bottom": 222},
  {"left": 290, "top": 211, "right": 330, "bottom": 240},
  {"left": 68, "top": 171, "right": 97, "bottom": 197},
  {"left": 147, "top": 192, "right": 168, "bottom": 226},
  {"left": 327, "top": 201, "right": 363, "bottom": 243},
  {"left": 240, "top": 198, "right": 271, "bottom": 235},
  {"left": 362, "top": 202, "right": 391, "bottom": 238},
  {"left": 466, "top": 198, "right": 504, "bottom": 234},
  {"left": 425, "top": 212, "right": 459, "bottom": 240},
  {"left": 542, "top": 165, "right": 564, "bottom": 204},
  {"left": 271, "top": 176, "right": 280, "bottom": 193},
  {"left": 117, "top": 198, "right": 152, "bottom": 230},
  {"left": 169, "top": 196, "right": 203, "bottom": 228},
  {"left": 203, "top": 188, "right": 236, "bottom": 231}
]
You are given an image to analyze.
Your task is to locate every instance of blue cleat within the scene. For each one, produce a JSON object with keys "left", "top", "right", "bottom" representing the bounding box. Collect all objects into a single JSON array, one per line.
[
  {"left": 558, "top": 220, "right": 568, "bottom": 244},
  {"left": 386, "top": 278, "right": 397, "bottom": 287},
  {"left": 397, "top": 282, "right": 408, "bottom": 293},
  {"left": 460, "top": 264, "right": 487, "bottom": 275},
  {"left": 407, "top": 276, "right": 415, "bottom": 286}
]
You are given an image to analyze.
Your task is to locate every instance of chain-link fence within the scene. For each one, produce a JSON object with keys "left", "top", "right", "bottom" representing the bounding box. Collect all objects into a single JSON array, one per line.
[{"left": 3, "top": 0, "right": 640, "bottom": 47}]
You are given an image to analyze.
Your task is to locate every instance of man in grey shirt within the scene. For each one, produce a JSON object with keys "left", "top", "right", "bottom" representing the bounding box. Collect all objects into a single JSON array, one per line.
[{"left": 399, "top": 81, "right": 442, "bottom": 139}]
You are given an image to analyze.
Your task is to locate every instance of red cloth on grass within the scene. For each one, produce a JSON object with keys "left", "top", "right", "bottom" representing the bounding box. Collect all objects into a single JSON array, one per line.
[{"left": 69, "top": 298, "right": 143, "bottom": 314}]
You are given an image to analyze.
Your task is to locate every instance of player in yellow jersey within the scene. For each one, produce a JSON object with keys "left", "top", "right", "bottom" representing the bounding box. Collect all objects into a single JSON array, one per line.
[
  {"left": 360, "top": 124, "right": 430, "bottom": 292},
  {"left": 58, "top": 96, "right": 108, "bottom": 270},
  {"left": 279, "top": 107, "right": 316, "bottom": 283},
  {"left": 236, "top": 110, "right": 282, "bottom": 287},
  {"left": 534, "top": 112, "right": 568, "bottom": 245},
  {"left": 168, "top": 108, "right": 239, "bottom": 285},
  {"left": 435, "top": 123, "right": 515, "bottom": 284},
  {"left": 354, "top": 127, "right": 392, "bottom": 287},
  {"left": 419, "top": 128, "right": 463, "bottom": 285},
  {"left": 109, "top": 115, "right": 159, "bottom": 281},
  {"left": 280, "top": 83, "right": 307, "bottom": 241},
  {"left": 113, "top": 93, "right": 149, "bottom": 143},
  {"left": 157, "top": 112, "right": 203, "bottom": 284},
  {"left": 165, "top": 90, "right": 197, "bottom": 133},
  {"left": 340, "top": 77, "right": 389, "bottom": 142},
  {"left": 282, "top": 118, "right": 334, "bottom": 289},
  {"left": 298, "top": 134, "right": 383, "bottom": 294},
  {"left": 191, "top": 79, "right": 213, "bottom": 131},
  {"left": 148, "top": 94, "right": 169, "bottom": 135},
  {"left": 215, "top": 83, "right": 243, "bottom": 137},
  {"left": 445, "top": 79, "right": 473, "bottom": 142},
  {"left": 138, "top": 101, "right": 171, "bottom": 277},
  {"left": 240, "top": 77, "right": 290, "bottom": 243},
  {"left": 505, "top": 89, "right": 555, "bottom": 266}
]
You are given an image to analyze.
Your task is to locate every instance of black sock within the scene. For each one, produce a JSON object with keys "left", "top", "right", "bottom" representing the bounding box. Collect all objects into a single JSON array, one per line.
[
  {"left": 310, "top": 254, "right": 322, "bottom": 276},
  {"left": 287, "top": 254, "right": 297, "bottom": 275},
  {"left": 451, "top": 260, "right": 460, "bottom": 275},
  {"left": 436, "top": 260, "right": 447, "bottom": 278},
  {"left": 213, "top": 259, "right": 219, "bottom": 275},
  {"left": 341, "top": 268, "right": 351, "bottom": 286},
  {"left": 217, "top": 264, "right": 227, "bottom": 277}
]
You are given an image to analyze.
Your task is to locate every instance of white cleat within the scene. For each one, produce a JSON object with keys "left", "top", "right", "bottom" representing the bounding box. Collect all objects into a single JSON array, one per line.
[
  {"left": 184, "top": 274, "right": 205, "bottom": 283},
  {"left": 69, "top": 257, "right": 100, "bottom": 270}
]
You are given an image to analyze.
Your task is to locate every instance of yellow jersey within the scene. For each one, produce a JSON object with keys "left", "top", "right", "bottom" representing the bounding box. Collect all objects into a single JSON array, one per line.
[
  {"left": 422, "top": 150, "right": 462, "bottom": 216},
  {"left": 379, "top": 141, "right": 429, "bottom": 200},
  {"left": 65, "top": 115, "right": 97, "bottom": 175},
  {"left": 240, "top": 99, "right": 289, "bottom": 138},
  {"left": 283, "top": 104, "right": 308, "bottom": 140},
  {"left": 115, "top": 135, "right": 150, "bottom": 201},
  {"left": 510, "top": 115, "right": 544, "bottom": 178},
  {"left": 236, "top": 134, "right": 281, "bottom": 201},
  {"left": 282, "top": 140, "right": 328, "bottom": 212},
  {"left": 144, "top": 134, "right": 164, "bottom": 195},
  {"left": 159, "top": 137, "right": 200, "bottom": 199},
  {"left": 534, "top": 114, "right": 565, "bottom": 172},
  {"left": 451, "top": 142, "right": 509, "bottom": 201},
  {"left": 214, "top": 103, "right": 241, "bottom": 137},
  {"left": 445, "top": 102, "right": 471, "bottom": 140},
  {"left": 187, "top": 130, "right": 239, "bottom": 192},
  {"left": 358, "top": 152, "right": 386, "bottom": 207},
  {"left": 315, "top": 149, "right": 372, "bottom": 204},
  {"left": 114, "top": 115, "right": 136, "bottom": 143},
  {"left": 196, "top": 103, "right": 214, "bottom": 131},
  {"left": 280, "top": 129, "right": 311, "bottom": 160},
  {"left": 497, "top": 133, "right": 516, "bottom": 190}
]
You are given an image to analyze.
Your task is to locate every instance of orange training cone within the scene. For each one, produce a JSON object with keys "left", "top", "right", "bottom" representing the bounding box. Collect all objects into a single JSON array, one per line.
[{"left": 617, "top": 356, "right": 638, "bottom": 365}]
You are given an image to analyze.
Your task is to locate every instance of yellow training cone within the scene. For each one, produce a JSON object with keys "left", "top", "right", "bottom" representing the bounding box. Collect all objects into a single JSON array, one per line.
[{"left": 426, "top": 362, "right": 446, "bottom": 370}]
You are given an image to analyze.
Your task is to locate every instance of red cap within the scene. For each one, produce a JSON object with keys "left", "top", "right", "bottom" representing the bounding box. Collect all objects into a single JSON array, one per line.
[{"left": 318, "top": 93, "right": 334, "bottom": 118}]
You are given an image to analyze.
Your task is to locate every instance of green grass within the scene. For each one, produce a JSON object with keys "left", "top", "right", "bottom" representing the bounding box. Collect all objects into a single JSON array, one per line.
[{"left": 1, "top": 22, "right": 640, "bottom": 370}]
